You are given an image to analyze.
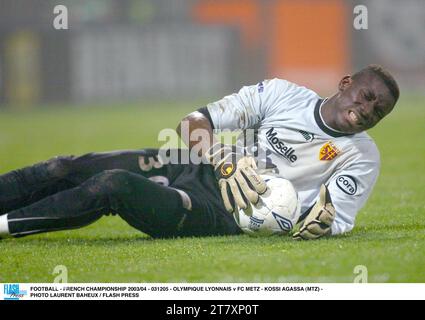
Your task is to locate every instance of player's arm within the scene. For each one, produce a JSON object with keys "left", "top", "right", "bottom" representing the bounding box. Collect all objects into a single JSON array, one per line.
[
  {"left": 176, "top": 109, "right": 267, "bottom": 212},
  {"left": 177, "top": 111, "right": 216, "bottom": 156},
  {"left": 177, "top": 78, "right": 288, "bottom": 148},
  {"left": 176, "top": 81, "right": 285, "bottom": 212},
  {"left": 294, "top": 143, "right": 380, "bottom": 240}
]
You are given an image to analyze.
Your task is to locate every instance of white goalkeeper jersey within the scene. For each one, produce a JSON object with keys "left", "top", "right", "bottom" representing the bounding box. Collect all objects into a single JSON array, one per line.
[{"left": 205, "top": 78, "right": 380, "bottom": 235}]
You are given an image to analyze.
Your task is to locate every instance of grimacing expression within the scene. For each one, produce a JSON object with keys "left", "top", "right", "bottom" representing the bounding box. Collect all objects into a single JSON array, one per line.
[{"left": 334, "top": 74, "right": 396, "bottom": 134}]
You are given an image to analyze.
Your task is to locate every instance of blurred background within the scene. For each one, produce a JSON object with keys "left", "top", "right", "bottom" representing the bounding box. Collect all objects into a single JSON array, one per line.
[
  {"left": 1, "top": 0, "right": 424, "bottom": 284},
  {"left": 0, "top": 0, "right": 424, "bottom": 108}
]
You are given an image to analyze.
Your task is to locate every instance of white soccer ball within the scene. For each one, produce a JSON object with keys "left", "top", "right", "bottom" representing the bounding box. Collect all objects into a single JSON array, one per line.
[{"left": 233, "top": 175, "right": 301, "bottom": 237}]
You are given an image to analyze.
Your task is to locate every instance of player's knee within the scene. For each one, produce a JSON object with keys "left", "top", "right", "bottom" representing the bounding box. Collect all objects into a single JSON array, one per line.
[
  {"left": 45, "top": 156, "right": 75, "bottom": 179},
  {"left": 89, "top": 169, "right": 133, "bottom": 196}
]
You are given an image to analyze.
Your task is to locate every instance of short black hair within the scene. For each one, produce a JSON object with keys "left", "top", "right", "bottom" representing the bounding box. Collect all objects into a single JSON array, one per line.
[{"left": 352, "top": 64, "right": 400, "bottom": 103}]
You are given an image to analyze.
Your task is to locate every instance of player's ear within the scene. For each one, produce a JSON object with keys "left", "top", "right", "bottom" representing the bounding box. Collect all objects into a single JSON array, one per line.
[{"left": 338, "top": 75, "right": 352, "bottom": 92}]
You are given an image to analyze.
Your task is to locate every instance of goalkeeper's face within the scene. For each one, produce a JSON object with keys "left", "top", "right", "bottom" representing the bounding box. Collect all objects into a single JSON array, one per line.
[{"left": 332, "top": 74, "right": 396, "bottom": 134}]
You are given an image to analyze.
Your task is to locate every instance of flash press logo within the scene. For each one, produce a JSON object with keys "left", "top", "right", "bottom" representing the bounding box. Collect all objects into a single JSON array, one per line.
[{"left": 3, "top": 284, "right": 28, "bottom": 300}]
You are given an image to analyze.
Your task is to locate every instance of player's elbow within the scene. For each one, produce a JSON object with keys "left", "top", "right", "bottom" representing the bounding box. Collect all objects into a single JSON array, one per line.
[
  {"left": 177, "top": 111, "right": 214, "bottom": 147},
  {"left": 176, "top": 114, "right": 188, "bottom": 135},
  {"left": 177, "top": 111, "right": 208, "bottom": 134}
]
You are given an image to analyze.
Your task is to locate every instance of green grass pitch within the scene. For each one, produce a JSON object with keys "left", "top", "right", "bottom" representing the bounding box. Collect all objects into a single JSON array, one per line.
[{"left": 0, "top": 97, "right": 424, "bottom": 283}]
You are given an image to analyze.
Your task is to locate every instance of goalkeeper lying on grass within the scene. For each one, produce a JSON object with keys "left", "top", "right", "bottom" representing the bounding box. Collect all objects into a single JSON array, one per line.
[{"left": 0, "top": 65, "right": 399, "bottom": 240}]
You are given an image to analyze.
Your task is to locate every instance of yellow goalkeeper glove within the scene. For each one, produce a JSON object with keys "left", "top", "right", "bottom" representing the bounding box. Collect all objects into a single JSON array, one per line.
[
  {"left": 206, "top": 143, "right": 267, "bottom": 213},
  {"left": 292, "top": 184, "right": 336, "bottom": 240}
]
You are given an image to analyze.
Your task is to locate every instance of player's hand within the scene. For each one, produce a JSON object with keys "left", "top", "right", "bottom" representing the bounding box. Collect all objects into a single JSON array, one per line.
[
  {"left": 206, "top": 143, "right": 267, "bottom": 213},
  {"left": 292, "top": 184, "right": 335, "bottom": 240}
]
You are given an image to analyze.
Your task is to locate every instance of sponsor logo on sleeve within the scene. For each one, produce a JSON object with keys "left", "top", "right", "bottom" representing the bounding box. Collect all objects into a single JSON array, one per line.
[
  {"left": 257, "top": 81, "right": 264, "bottom": 93},
  {"left": 336, "top": 175, "right": 357, "bottom": 195},
  {"left": 319, "top": 141, "right": 341, "bottom": 161}
]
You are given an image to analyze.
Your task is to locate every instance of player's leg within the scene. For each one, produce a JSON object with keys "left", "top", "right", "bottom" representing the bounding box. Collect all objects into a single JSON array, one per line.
[
  {"left": 0, "top": 157, "right": 75, "bottom": 215},
  {"left": 0, "top": 169, "right": 190, "bottom": 239},
  {"left": 0, "top": 149, "right": 164, "bottom": 214}
]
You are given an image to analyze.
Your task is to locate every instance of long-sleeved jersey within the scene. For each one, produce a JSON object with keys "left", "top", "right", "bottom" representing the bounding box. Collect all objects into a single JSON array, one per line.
[{"left": 204, "top": 78, "right": 380, "bottom": 235}]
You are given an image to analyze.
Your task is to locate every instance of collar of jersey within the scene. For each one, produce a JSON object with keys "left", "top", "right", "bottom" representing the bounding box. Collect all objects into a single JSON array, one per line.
[{"left": 314, "top": 99, "right": 353, "bottom": 138}]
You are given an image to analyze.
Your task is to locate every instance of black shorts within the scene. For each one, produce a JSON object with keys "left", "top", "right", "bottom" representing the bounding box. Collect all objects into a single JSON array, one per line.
[{"left": 138, "top": 149, "right": 242, "bottom": 237}]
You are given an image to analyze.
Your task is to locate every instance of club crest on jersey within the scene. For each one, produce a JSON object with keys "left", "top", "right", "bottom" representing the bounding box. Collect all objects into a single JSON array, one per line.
[{"left": 319, "top": 141, "right": 340, "bottom": 161}]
